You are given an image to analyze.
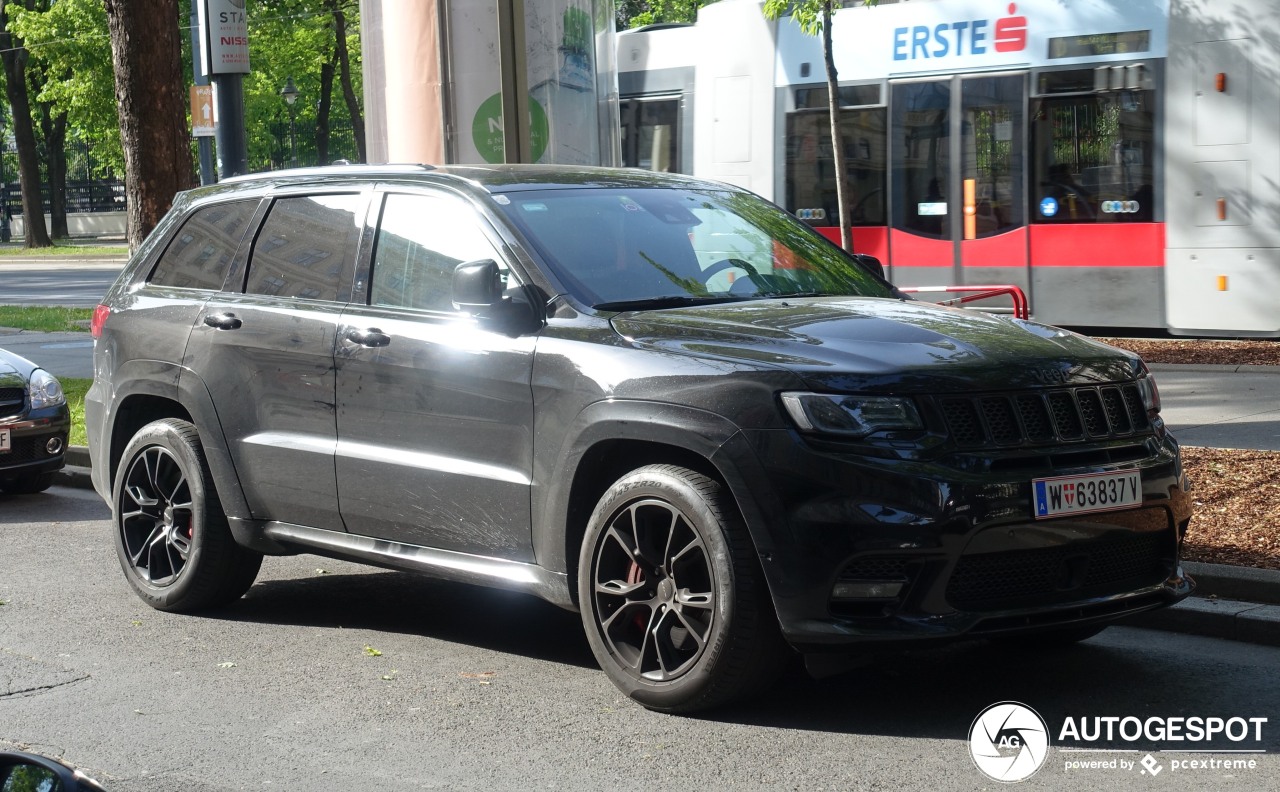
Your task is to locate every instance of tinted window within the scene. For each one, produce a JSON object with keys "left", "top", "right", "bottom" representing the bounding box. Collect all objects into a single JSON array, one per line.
[
  {"left": 369, "top": 193, "right": 506, "bottom": 312},
  {"left": 150, "top": 200, "right": 257, "bottom": 290},
  {"left": 245, "top": 194, "right": 365, "bottom": 300}
]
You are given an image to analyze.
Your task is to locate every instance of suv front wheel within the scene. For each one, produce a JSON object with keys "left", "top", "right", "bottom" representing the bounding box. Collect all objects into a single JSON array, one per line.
[
  {"left": 578, "top": 464, "right": 789, "bottom": 713},
  {"left": 112, "top": 418, "right": 262, "bottom": 612}
]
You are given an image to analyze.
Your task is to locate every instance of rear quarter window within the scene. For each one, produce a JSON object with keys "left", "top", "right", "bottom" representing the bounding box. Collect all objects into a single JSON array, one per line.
[{"left": 150, "top": 199, "right": 259, "bottom": 291}]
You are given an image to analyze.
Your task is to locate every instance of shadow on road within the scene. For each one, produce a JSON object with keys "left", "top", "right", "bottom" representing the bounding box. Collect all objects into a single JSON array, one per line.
[{"left": 205, "top": 570, "right": 599, "bottom": 671}]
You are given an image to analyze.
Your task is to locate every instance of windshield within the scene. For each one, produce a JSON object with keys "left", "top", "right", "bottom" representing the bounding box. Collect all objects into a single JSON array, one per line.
[{"left": 493, "top": 187, "right": 895, "bottom": 309}]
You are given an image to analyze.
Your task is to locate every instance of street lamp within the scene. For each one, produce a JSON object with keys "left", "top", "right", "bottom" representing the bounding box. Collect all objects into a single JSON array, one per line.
[{"left": 280, "top": 77, "right": 299, "bottom": 167}]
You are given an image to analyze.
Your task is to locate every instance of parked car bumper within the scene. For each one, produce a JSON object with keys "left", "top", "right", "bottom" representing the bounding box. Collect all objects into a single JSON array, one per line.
[{"left": 730, "top": 427, "right": 1194, "bottom": 651}]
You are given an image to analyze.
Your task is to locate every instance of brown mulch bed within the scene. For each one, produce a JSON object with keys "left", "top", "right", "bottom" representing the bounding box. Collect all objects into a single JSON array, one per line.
[
  {"left": 1180, "top": 448, "right": 1280, "bottom": 571},
  {"left": 1093, "top": 337, "right": 1280, "bottom": 571},
  {"left": 1097, "top": 337, "right": 1280, "bottom": 366}
]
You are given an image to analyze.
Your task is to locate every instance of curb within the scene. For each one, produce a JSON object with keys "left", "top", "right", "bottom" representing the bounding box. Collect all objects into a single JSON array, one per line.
[
  {"left": 1146, "top": 363, "right": 1280, "bottom": 375},
  {"left": 52, "top": 446, "right": 1280, "bottom": 646}
]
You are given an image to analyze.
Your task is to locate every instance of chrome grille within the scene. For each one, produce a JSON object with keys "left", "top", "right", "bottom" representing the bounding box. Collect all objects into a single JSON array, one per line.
[{"left": 939, "top": 385, "right": 1151, "bottom": 449}]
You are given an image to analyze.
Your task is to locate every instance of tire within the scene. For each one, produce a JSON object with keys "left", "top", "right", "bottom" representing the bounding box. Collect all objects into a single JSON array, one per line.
[
  {"left": 112, "top": 418, "right": 262, "bottom": 612},
  {"left": 0, "top": 471, "right": 56, "bottom": 494},
  {"left": 578, "top": 464, "right": 789, "bottom": 713}
]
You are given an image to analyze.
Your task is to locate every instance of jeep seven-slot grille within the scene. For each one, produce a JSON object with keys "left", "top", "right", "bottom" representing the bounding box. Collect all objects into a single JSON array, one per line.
[
  {"left": 0, "top": 387, "right": 24, "bottom": 417},
  {"left": 939, "top": 385, "right": 1149, "bottom": 449},
  {"left": 946, "top": 530, "right": 1172, "bottom": 611}
]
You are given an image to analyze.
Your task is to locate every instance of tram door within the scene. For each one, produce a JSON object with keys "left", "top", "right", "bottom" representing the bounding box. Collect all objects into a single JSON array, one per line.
[{"left": 889, "top": 73, "right": 1028, "bottom": 292}]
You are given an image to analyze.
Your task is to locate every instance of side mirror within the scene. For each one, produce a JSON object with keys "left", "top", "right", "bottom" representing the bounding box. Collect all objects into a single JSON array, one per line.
[
  {"left": 452, "top": 259, "right": 504, "bottom": 312},
  {"left": 0, "top": 751, "right": 106, "bottom": 791},
  {"left": 852, "top": 253, "right": 885, "bottom": 280}
]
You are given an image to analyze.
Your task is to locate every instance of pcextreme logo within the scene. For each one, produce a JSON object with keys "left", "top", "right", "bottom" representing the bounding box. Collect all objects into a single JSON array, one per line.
[{"left": 892, "top": 3, "right": 1028, "bottom": 61}]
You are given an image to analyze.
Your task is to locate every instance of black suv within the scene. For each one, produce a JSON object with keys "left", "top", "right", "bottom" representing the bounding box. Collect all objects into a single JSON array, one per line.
[{"left": 87, "top": 165, "right": 1193, "bottom": 712}]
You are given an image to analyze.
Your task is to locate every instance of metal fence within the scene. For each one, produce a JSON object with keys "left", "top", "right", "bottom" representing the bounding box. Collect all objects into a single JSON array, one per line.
[{"left": 0, "top": 138, "right": 126, "bottom": 217}]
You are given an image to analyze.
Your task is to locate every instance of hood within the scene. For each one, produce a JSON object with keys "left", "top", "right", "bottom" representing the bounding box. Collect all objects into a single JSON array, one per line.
[{"left": 610, "top": 297, "right": 1142, "bottom": 393}]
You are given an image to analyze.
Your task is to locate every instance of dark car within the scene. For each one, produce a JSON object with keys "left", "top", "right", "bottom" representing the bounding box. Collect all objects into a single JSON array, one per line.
[
  {"left": 0, "top": 347, "right": 69, "bottom": 493},
  {"left": 85, "top": 165, "right": 1193, "bottom": 712}
]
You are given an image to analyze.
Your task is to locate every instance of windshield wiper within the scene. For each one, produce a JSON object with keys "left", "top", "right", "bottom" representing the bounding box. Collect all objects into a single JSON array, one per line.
[{"left": 593, "top": 295, "right": 753, "bottom": 311}]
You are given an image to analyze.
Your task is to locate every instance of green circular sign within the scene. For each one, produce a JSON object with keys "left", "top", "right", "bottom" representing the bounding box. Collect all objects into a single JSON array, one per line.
[{"left": 471, "top": 92, "right": 549, "bottom": 163}]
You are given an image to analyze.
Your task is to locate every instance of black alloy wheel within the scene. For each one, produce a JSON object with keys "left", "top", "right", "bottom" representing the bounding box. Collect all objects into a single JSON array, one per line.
[
  {"left": 579, "top": 464, "right": 789, "bottom": 713},
  {"left": 119, "top": 444, "right": 195, "bottom": 586},
  {"left": 113, "top": 418, "right": 261, "bottom": 612}
]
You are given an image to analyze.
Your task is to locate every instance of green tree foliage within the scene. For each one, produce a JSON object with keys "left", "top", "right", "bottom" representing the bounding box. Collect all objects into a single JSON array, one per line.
[
  {"left": 617, "top": 0, "right": 715, "bottom": 29},
  {"left": 246, "top": 0, "right": 363, "bottom": 169},
  {"left": 9, "top": 0, "right": 119, "bottom": 175},
  {"left": 10, "top": 0, "right": 364, "bottom": 177}
]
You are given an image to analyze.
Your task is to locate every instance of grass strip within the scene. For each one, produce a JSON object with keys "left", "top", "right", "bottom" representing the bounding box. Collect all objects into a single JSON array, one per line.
[
  {"left": 0, "top": 244, "right": 126, "bottom": 257},
  {"left": 60, "top": 377, "right": 92, "bottom": 448},
  {"left": 0, "top": 306, "right": 93, "bottom": 332}
]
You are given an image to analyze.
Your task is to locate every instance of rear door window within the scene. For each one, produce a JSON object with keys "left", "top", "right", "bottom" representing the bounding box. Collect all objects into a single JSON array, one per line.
[
  {"left": 150, "top": 199, "right": 258, "bottom": 291},
  {"left": 245, "top": 194, "right": 366, "bottom": 301}
]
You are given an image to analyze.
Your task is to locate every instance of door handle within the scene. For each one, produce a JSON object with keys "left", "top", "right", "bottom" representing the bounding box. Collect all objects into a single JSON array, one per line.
[
  {"left": 346, "top": 327, "right": 391, "bottom": 347},
  {"left": 203, "top": 313, "right": 242, "bottom": 330}
]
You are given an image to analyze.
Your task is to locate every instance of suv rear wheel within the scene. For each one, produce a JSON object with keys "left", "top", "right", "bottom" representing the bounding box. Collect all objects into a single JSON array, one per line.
[
  {"left": 112, "top": 418, "right": 262, "bottom": 612},
  {"left": 578, "top": 464, "right": 789, "bottom": 713}
]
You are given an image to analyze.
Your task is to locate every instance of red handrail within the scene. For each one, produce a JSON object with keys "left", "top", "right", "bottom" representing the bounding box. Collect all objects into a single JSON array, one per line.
[{"left": 896, "top": 284, "right": 1029, "bottom": 320}]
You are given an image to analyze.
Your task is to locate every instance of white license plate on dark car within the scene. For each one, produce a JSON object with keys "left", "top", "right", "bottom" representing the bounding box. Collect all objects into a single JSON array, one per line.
[
  {"left": 0, "top": 428, "right": 9, "bottom": 452},
  {"left": 1033, "top": 470, "right": 1141, "bottom": 519}
]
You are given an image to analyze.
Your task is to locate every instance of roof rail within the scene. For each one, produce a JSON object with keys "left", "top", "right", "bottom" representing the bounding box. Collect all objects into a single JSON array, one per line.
[{"left": 220, "top": 163, "right": 437, "bottom": 184}]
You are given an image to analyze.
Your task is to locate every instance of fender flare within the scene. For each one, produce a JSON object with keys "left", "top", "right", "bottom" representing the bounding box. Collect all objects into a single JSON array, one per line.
[{"left": 532, "top": 399, "right": 788, "bottom": 583}]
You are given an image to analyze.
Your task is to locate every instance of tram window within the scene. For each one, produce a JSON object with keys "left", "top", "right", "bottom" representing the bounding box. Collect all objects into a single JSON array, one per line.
[
  {"left": 795, "top": 84, "right": 882, "bottom": 109},
  {"left": 1036, "top": 69, "right": 1096, "bottom": 95},
  {"left": 890, "top": 80, "right": 952, "bottom": 240},
  {"left": 621, "top": 98, "right": 680, "bottom": 172},
  {"left": 785, "top": 108, "right": 887, "bottom": 226},
  {"left": 1030, "top": 89, "right": 1156, "bottom": 223}
]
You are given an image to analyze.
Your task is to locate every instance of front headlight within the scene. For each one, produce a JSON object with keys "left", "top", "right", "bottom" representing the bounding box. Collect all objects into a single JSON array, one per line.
[
  {"left": 1137, "top": 372, "right": 1161, "bottom": 415},
  {"left": 29, "top": 369, "right": 65, "bottom": 410},
  {"left": 780, "top": 392, "right": 922, "bottom": 438}
]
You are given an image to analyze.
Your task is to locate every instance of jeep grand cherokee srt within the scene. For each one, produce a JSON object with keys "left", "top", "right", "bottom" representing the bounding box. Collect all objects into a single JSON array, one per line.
[{"left": 86, "top": 165, "right": 1193, "bottom": 712}]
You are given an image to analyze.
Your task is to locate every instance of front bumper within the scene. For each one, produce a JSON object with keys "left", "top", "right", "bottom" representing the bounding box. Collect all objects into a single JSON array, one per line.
[
  {"left": 729, "top": 427, "right": 1194, "bottom": 651},
  {"left": 0, "top": 408, "right": 70, "bottom": 478}
]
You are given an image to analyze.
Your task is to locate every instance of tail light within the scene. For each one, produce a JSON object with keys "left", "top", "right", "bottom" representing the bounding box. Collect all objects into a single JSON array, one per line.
[{"left": 91, "top": 304, "right": 110, "bottom": 339}]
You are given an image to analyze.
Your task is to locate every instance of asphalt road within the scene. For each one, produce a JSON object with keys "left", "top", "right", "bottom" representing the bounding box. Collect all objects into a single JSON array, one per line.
[
  {"left": 0, "top": 260, "right": 124, "bottom": 307},
  {"left": 1, "top": 487, "right": 1277, "bottom": 791}
]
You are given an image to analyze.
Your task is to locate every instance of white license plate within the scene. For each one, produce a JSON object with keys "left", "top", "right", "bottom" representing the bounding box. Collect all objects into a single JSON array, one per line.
[
  {"left": 0, "top": 428, "right": 9, "bottom": 453},
  {"left": 1033, "top": 470, "right": 1141, "bottom": 519}
]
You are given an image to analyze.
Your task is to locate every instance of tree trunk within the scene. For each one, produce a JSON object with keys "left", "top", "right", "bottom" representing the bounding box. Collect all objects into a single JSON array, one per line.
[
  {"left": 103, "top": 0, "right": 194, "bottom": 251},
  {"left": 39, "top": 102, "right": 69, "bottom": 239},
  {"left": 822, "top": 2, "right": 852, "bottom": 252},
  {"left": 0, "top": 0, "right": 51, "bottom": 248},
  {"left": 316, "top": 61, "right": 335, "bottom": 165},
  {"left": 330, "top": 0, "right": 365, "bottom": 162}
]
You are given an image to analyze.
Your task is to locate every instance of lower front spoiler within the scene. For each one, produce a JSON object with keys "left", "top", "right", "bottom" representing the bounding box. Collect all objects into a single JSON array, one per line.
[{"left": 782, "top": 569, "right": 1195, "bottom": 653}]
